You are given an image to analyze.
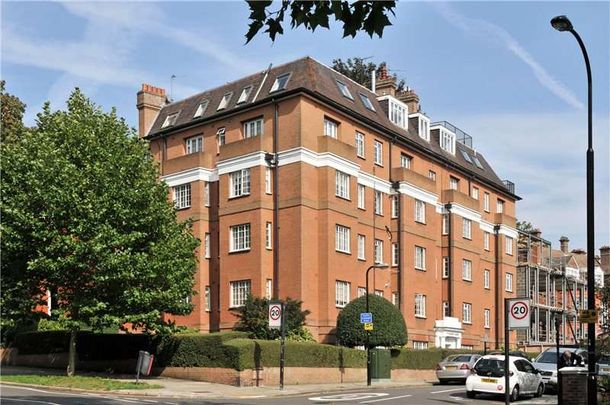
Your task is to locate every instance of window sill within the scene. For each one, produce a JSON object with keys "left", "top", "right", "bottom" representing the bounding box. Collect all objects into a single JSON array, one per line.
[
  {"left": 335, "top": 195, "right": 351, "bottom": 202},
  {"left": 229, "top": 194, "right": 251, "bottom": 200},
  {"left": 484, "top": 326, "right": 490, "bottom": 329},
  {"left": 463, "top": 279, "right": 472, "bottom": 282},
  {"left": 335, "top": 305, "right": 346, "bottom": 309},
  {"left": 229, "top": 249, "right": 251, "bottom": 254},
  {"left": 358, "top": 257, "right": 366, "bottom": 261},
  {"left": 374, "top": 162, "right": 383, "bottom": 167},
  {"left": 463, "top": 236, "right": 472, "bottom": 240},
  {"left": 415, "top": 267, "right": 426, "bottom": 271},
  {"left": 335, "top": 250, "right": 351, "bottom": 255},
  {"left": 463, "top": 321, "right": 472, "bottom": 325},
  {"left": 415, "top": 220, "right": 426, "bottom": 225},
  {"left": 358, "top": 207, "right": 366, "bottom": 211},
  {"left": 415, "top": 315, "right": 427, "bottom": 319},
  {"left": 357, "top": 154, "right": 366, "bottom": 160}
]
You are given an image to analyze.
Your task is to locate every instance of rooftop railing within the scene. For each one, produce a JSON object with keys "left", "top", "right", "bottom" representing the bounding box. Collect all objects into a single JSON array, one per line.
[{"left": 431, "top": 120, "right": 473, "bottom": 149}]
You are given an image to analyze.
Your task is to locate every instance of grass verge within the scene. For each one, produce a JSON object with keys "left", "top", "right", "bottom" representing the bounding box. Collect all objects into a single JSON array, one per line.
[{"left": 0, "top": 375, "right": 162, "bottom": 391}]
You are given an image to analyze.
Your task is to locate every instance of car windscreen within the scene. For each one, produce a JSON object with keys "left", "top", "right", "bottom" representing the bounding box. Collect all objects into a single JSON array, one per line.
[
  {"left": 451, "top": 355, "right": 473, "bottom": 362},
  {"left": 536, "top": 352, "right": 557, "bottom": 363},
  {"left": 598, "top": 355, "right": 610, "bottom": 364},
  {"left": 474, "top": 359, "right": 505, "bottom": 377}
]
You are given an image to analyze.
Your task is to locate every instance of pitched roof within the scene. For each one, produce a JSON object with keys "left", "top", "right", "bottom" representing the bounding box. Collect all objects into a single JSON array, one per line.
[{"left": 146, "top": 56, "right": 516, "bottom": 198}]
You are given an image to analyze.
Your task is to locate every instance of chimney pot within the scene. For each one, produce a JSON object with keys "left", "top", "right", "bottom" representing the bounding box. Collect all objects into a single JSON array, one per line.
[
  {"left": 137, "top": 83, "right": 167, "bottom": 138},
  {"left": 559, "top": 236, "right": 569, "bottom": 254}
]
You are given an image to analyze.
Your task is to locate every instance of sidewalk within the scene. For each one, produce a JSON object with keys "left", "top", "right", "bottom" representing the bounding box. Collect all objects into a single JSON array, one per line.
[{"left": 0, "top": 366, "right": 433, "bottom": 399}]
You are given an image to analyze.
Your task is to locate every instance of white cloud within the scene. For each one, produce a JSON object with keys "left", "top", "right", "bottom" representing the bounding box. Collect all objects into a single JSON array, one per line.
[
  {"left": 459, "top": 113, "right": 610, "bottom": 249},
  {"left": 432, "top": 3, "right": 585, "bottom": 111}
]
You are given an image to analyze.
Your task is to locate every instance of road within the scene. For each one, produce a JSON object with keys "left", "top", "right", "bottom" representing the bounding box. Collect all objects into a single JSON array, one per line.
[{"left": 0, "top": 384, "right": 557, "bottom": 405}]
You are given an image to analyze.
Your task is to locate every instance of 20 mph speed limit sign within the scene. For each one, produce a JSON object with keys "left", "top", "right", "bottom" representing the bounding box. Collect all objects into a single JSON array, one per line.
[
  {"left": 507, "top": 298, "right": 530, "bottom": 329},
  {"left": 269, "top": 301, "right": 283, "bottom": 330}
]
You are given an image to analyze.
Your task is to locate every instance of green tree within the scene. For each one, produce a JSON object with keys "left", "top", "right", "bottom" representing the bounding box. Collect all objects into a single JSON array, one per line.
[
  {"left": 332, "top": 58, "right": 405, "bottom": 91},
  {"left": 336, "top": 294, "right": 407, "bottom": 348},
  {"left": 1, "top": 89, "right": 199, "bottom": 375},
  {"left": 245, "top": 1, "right": 396, "bottom": 43},
  {"left": 1, "top": 80, "right": 27, "bottom": 143},
  {"left": 232, "top": 296, "right": 312, "bottom": 340}
]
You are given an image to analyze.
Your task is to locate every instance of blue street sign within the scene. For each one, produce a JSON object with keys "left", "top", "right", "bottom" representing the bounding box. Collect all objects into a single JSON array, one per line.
[{"left": 360, "top": 312, "right": 373, "bottom": 323}]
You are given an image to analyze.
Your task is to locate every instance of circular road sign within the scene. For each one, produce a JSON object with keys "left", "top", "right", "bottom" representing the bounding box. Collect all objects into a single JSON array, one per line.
[
  {"left": 269, "top": 304, "right": 282, "bottom": 321},
  {"left": 510, "top": 300, "right": 529, "bottom": 320}
]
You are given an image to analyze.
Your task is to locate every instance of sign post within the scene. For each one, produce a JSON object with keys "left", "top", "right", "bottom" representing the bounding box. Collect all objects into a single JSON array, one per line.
[
  {"left": 269, "top": 301, "right": 285, "bottom": 390},
  {"left": 504, "top": 298, "right": 530, "bottom": 405}
]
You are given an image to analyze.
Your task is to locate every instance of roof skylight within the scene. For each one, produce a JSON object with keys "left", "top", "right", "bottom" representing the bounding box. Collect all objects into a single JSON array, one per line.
[
  {"left": 193, "top": 100, "right": 209, "bottom": 118},
  {"left": 359, "top": 93, "right": 375, "bottom": 111},
  {"left": 217, "top": 92, "right": 233, "bottom": 111},
  {"left": 162, "top": 112, "right": 180, "bottom": 128},
  {"left": 270, "top": 73, "right": 291, "bottom": 93},
  {"left": 472, "top": 156, "right": 484, "bottom": 170},
  {"left": 336, "top": 80, "right": 353, "bottom": 100},
  {"left": 237, "top": 86, "right": 253, "bottom": 104},
  {"left": 461, "top": 150, "right": 473, "bottom": 164}
]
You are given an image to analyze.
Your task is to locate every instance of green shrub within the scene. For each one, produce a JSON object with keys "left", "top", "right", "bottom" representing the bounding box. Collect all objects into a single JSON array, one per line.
[
  {"left": 232, "top": 296, "right": 310, "bottom": 340},
  {"left": 336, "top": 294, "right": 407, "bottom": 348}
]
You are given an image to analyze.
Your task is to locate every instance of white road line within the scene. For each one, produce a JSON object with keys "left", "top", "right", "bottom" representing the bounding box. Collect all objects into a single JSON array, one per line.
[
  {"left": 430, "top": 388, "right": 465, "bottom": 394},
  {"left": 2, "top": 398, "right": 62, "bottom": 405},
  {"left": 360, "top": 394, "right": 412, "bottom": 403},
  {"left": 138, "top": 400, "right": 160, "bottom": 403}
]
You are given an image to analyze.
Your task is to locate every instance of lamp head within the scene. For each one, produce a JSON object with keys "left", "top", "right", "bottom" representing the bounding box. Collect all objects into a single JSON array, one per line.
[{"left": 551, "top": 15, "right": 573, "bottom": 32}]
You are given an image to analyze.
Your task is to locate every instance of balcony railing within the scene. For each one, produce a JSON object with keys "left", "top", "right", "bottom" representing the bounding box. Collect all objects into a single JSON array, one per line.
[
  {"left": 431, "top": 121, "right": 473, "bottom": 149},
  {"left": 503, "top": 180, "right": 515, "bottom": 194}
]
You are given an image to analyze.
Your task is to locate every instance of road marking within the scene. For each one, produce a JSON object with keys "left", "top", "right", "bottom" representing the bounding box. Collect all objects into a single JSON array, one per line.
[
  {"left": 310, "top": 393, "right": 389, "bottom": 402},
  {"left": 431, "top": 388, "right": 464, "bottom": 394},
  {"left": 1, "top": 398, "right": 62, "bottom": 405},
  {"left": 138, "top": 400, "right": 160, "bottom": 403},
  {"left": 360, "top": 394, "right": 412, "bottom": 403}
]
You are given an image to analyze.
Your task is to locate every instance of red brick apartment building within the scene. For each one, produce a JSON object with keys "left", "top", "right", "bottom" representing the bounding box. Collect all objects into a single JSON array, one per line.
[{"left": 137, "top": 57, "right": 520, "bottom": 349}]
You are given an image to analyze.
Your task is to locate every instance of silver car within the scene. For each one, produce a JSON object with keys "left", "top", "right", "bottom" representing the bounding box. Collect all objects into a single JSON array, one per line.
[
  {"left": 436, "top": 354, "right": 482, "bottom": 384},
  {"left": 532, "top": 347, "right": 587, "bottom": 392}
]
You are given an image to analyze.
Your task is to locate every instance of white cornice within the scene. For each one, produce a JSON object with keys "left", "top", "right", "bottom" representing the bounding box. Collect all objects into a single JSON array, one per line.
[
  {"left": 449, "top": 204, "right": 482, "bottom": 223},
  {"left": 162, "top": 167, "right": 218, "bottom": 187},
  {"left": 217, "top": 151, "right": 267, "bottom": 175},
  {"left": 498, "top": 225, "right": 518, "bottom": 238},
  {"left": 398, "top": 183, "right": 438, "bottom": 205},
  {"left": 479, "top": 219, "right": 495, "bottom": 233}
]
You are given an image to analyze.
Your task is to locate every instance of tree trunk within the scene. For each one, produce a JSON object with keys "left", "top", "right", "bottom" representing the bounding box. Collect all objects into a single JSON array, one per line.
[{"left": 66, "top": 326, "right": 78, "bottom": 376}]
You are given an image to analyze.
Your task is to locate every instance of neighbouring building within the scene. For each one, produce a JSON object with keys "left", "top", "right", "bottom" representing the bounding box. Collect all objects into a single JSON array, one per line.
[
  {"left": 137, "top": 57, "right": 520, "bottom": 349},
  {"left": 517, "top": 231, "right": 606, "bottom": 349}
]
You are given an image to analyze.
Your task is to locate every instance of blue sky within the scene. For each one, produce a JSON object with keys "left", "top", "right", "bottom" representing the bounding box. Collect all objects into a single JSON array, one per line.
[{"left": 2, "top": 1, "right": 609, "bottom": 252}]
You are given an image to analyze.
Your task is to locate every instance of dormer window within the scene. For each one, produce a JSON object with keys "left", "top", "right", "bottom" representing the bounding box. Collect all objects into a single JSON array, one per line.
[
  {"left": 237, "top": 86, "right": 253, "bottom": 104},
  {"left": 359, "top": 93, "right": 375, "bottom": 111},
  {"left": 388, "top": 99, "right": 407, "bottom": 129},
  {"left": 336, "top": 80, "right": 353, "bottom": 100},
  {"left": 270, "top": 73, "right": 291, "bottom": 93},
  {"left": 418, "top": 116, "right": 430, "bottom": 141},
  {"left": 162, "top": 112, "right": 180, "bottom": 128},
  {"left": 193, "top": 100, "right": 209, "bottom": 118},
  {"left": 440, "top": 129, "right": 456, "bottom": 154},
  {"left": 217, "top": 92, "right": 233, "bottom": 111}
]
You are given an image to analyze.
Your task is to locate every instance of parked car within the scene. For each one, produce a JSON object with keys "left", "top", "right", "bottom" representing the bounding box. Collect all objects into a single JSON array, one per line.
[
  {"left": 597, "top": 353, "right": 610, "bottom": 377},
  {"left": 436, "top": 354, "right": 481, "bottom": 384},
  {"left": 532, "top": 347, "right": 587, "bottom": 392},
  {"left": 466, "top": 354, "right": 545, "bottom": 401}
]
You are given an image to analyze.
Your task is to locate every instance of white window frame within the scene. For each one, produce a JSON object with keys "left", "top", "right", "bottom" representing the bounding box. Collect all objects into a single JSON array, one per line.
[
  {"left": 442, "top": 213, "right": 449, "bottom": 235},
  {"left": 217, "top": 127, "right": 226, "bottom": 148},
  {"left": 392, "top": 293, "right": 399, "bottom": 306},
  {"left": 374, "top": 239, "right": 383, "bottom": 264},
  {"left": 506, "top": 236, "right": 514, "bottom": 255},
  {"left": 415, "top": 246, "right": 426, "bottom": 270},
  {"left": 472, "top": 187, "right": 479, "bottom": 200},
  {"left": 497, "top": 199, "right": 505, "bottom": 214},
  {"left": 462, "top": 259, "right": 472, "bottom": 281},
  {"left": 374, "top": 190, "right": 383, "bottom": 215},
  {"left": 217, "top": 92, "right": 232, "bottom": 111},
  {"left": 335, "top": 225, "right": 351, "bottom": 254},
  {"left": 442, "top": 256, "right": 449, "bottom": 278},
  {"left": 265, "top": 279, "right": 272, "bottom": 300},
  {"left": 205, "top": 233, "right": 211, "bottom": 259},
  {"left": 505, "top": 272, "right": 513, "bottom": 292},
  {"left": 483, "top": 192, "right": 490, "bottom": 212},
  {"left": 484, "top": 308, "right": 490, "bottom": 329},
  {"left": 415, "top": 200, "right": 426, "bottom": 223},
  {"left": 428, "top": 170, "right": 436, "bottom": 181},
  {"left": 463, "top": 218, "right": 472, "bottom": 239},
  {"left": 449, "top": 176, "right": 459, "bottom": 190},
  {"left": 413, "top": 341, "right": 428, "bottom": 350},
  {"left": 484, "top": 269, "right": 491, "bottom": 289},
  {"left": 374, "top": 290, "right": 383, "bottom": 297},
  {"left": 205, "top": 286, "right": 211, "bottom": 311},
  {"left": 443, "top": 301, "right": 450, "bottom": 317},
  {"left": 265, "top": 167, "right": 272, "bottom": 194},
  {"left": 358, "top": 287, "right": 366, "bottom": 297},
  {"left": 484, "top": 231, "right": 490, "bottom": 251},
  {"left": 229, "top": 223, "right": 251, "bottom": 252},
  {"left": 243, "top": 117, "right": 263, "bottom": 138},
  {"left": 230, "top": 280, "right": 251, "bottom": 308},
  {"left": 440, "top": 129, "right": 456, "bottom": 154},
  {"left": 324, "top": 118, "right": 338, "bottom": 138},
  {"left": 270, "top": 72, "right": 291, "bottom": 92},
  {"left": 400, "top": 153, "right": 411, "bottom": 169},
  {"left": 355, "top": 131, "right": 365, "bottom": 158},
  {"left": 186, "top": 135, "right": 203, "bottom": 154},
  {"left": 265, "top": 222, "right": 272, "bottom": 250},
  {"left": 418, "top": 116, "right": 430, "bottom": 141},
  {"left": 391, "top": 195, "right": 399, "bottom": 218},
  {"left": 204, "top": 182, "right": 210, "bottom": 207},
  {"left": 237, "top": 85, "right": 253, "bottom": 104},
  {"left": 229, "top": 169, "right": 251, "bottom": 198},
  {"left": 173, "top": 183, "right": 191, "bottom": 209},
  {"left": 463, "top": 302, "right": 472, "bottom": 324},
  {"left": 357, "top": 184, "right": 365, "bottom": 209},
  {"left": 193, "top": 100, "right": 209, "bottom": 118},
  {"left": 389, "top": 99, "right": 407, "bottom": 128},
  {"left": 357, "top": 234, "right": 366, "bottom": 260},
  {"left": 335, "top": 170, "right": 350, "bottom": 200},
  {"left": 335, "top": 280, "right": 350, "bottom": 308},
  {"left": 415, "top": 294, "right": 426, "bottom": 318},
  {"left": 392, "top": 243, "right": 399, "bottom": 266},
  {"left": 374, "top": 140, "right": 383, "bottom": 165}
]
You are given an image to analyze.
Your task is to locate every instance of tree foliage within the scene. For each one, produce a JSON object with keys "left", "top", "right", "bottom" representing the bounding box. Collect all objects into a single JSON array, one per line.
[
  {"left": 245, "top": 1, "right": 396, "bottom": 43},
  {"left": 332, "top": 58, "right": 405, "bottom": 91},
  {"left": 232, "top": 296, "right": 312, "bottom": 340},
  {"left": 336, "top": 294, "right": 407, "bottom": 348},
  {"left": 1, "top": 89, "right": 199, "bottom": 373},
  {"left": 1, "top": 80, "right": 27, "bottom": 143}
]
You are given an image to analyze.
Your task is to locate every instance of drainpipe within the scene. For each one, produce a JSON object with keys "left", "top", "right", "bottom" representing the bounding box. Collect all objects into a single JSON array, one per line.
[
  {"left": 494, "top": 224, "right": 501, "bottom": 349},
  {"left": 390, "top": 137, "right": 401, "bottom": 309},
  {"left": 272, "top": 100, "right": 280, "bottom": 299},
  {"left": 445, "top": 203, "right": 453, "bottom": 317}
]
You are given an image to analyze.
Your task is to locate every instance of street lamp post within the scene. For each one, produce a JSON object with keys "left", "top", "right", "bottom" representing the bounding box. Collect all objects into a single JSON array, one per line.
[
  {"left": 551, "top": 15, "right": 596, "bottom": 405},
  {"left": 365, "top": 263, "right": 389, "bottom": 386}
]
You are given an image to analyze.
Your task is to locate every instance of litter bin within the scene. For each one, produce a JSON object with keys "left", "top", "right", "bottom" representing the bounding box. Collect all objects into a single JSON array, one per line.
[
  {"left": 370, "top": 348, "right": 391, "bottom": 381},
  {"left": 558, "top": 366, "right": 588, "bottom": 405},
  {"left": 136, "top": 350, "right": 154, "bottom": 382}
]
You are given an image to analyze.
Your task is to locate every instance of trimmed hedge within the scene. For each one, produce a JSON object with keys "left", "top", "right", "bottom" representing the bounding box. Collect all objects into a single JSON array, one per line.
[{"left": 225, "top": 339, "right": 366, "bottom": 370}]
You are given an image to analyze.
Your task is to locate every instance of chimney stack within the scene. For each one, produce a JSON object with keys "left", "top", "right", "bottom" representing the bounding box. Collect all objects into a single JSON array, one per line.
[
  {"left": 137, "top": 83, "right": 167, "bottom": 138},
  {"left": 531, "top": 229, "right": 542, "bottom": 239},
  {"left": 600, "top": 245, "right": 610, "bottom": 275},
  {"left": 559, "top": 236, "right": 569, "bottom": 254},
  {"left": 397, "top": 87, "right": 420, "bottom": 113},
  {"left": 374, "top": 64, "right": 397, "bottom": 97}
]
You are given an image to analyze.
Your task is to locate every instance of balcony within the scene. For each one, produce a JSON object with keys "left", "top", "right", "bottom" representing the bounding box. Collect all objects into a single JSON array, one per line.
[
  {"left": 441, "top": 189, "right": 479, "bottom": 212},
  {"left": 503, "top": 180, "right": 515, "bottom": 194},
  {"left": 316, "top": 136, "right": 355, "bottom": 161},
  {"left": 162, "top": 151, "right": 215, "bottom": 176},
  {"left": 392, "top": 167, "right": 436, "bottom": 194},
  {"left": 431, "top": 121, "right": 473, "bottom": 148},
  {"left": 219, "top": 135, "right": 272, "bottom": 161},
  {"left": 494, "top": 212, "right": 517, "bottom": 228}
]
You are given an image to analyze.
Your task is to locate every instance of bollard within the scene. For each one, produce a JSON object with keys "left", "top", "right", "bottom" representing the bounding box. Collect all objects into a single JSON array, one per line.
[{"left": 558, "top": 367, "right": 588, "bottom": 405}]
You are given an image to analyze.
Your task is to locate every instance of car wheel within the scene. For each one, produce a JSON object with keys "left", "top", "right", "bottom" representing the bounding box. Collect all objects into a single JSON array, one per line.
[
  {"left": 466, "top": 390, "right": 476, "bottom": 399},
  {"left": 510, "top": 385, "right": 519, "bottom": 402},
  {"left": 535, "top": 383, "right": 544, "bottom": 398}
]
